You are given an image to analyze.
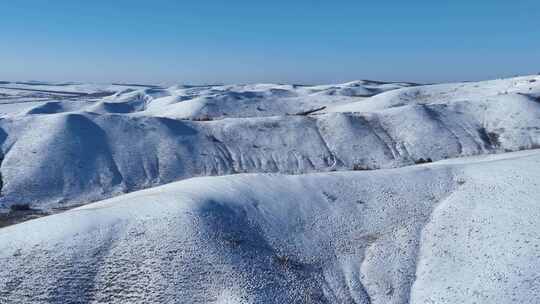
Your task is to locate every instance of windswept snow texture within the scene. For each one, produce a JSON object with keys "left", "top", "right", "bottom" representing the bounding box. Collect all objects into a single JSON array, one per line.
[
  {"left": 1, "top": 150, "right": 540, "bottom": 303},
  {"left": 0, "top": 77, "right": 540, "bottom": 210}
]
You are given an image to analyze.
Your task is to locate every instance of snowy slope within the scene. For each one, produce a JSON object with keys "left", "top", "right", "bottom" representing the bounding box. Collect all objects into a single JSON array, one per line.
[
  {"left": 139, "top": 81, "right": 416, "bottom": 119},
  {"left": 0, "top": 80, "right": 413, "bottom": 118},
  {"left": 0, "top": 76, "right": 539, "bottom": 210},
  {"left": 327, "top": 75, "right": 540, "bottom": 113},
  {"left": 1, "top": 149, "right": 539, "bottom": 303},
  {"left": 0, "top": 82, "right": 156, "bottom": 117}
]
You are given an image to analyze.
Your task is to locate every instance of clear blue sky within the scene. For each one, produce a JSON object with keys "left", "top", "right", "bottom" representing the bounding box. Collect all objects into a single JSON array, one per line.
[{"left": 1, "top": 0, "right": 539, "bottom": 84}]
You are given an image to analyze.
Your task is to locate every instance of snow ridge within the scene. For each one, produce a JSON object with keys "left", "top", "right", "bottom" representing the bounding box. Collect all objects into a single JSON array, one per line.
[
  {"left": 1, "top": 76, "right": 540, "bottom": 303},
  {"left": 0, "top": 76, "right": 539, "bottom": 210},
  {"left": 1, "top": 150, "right": 540, "bottom": 303}
]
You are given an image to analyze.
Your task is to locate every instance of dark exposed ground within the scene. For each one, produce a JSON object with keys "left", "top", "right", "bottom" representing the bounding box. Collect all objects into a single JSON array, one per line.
[
  {"left": 0, "top": 205, "right": 82, "bottom": 228},
  {"left": 0, "top": 208, "right": 49, "bottom": 228}
]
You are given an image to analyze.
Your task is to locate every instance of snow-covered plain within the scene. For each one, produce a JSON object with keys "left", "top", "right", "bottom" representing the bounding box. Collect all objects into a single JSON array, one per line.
[
  {"left": 0, "top": 76, "right": 539, "bottom": 210},
  {"left": 1, "top": 76, "right": 540, "bottom": 303}
]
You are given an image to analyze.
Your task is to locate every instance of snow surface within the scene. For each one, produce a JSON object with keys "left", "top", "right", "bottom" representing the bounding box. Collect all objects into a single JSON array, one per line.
[
  {"left": 0, "top": 76, "right": 539, "bottom": 210},
  {"left": 1, "top": 149, "right": 539, "bottom": 303},
  {"left": 1, "top": 76, "right": 540, "bottom": 303}
]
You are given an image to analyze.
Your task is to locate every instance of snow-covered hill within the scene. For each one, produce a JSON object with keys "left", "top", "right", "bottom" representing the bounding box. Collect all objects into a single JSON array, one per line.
[
  {"left": 1, "top": 149, "right": 539, "bottom": 303},
  {"left": 0, "top": 76, "right": 539, "bottom": 210},
  {"left": 1, "top": 76, "right": 540, "bottom": 303}
]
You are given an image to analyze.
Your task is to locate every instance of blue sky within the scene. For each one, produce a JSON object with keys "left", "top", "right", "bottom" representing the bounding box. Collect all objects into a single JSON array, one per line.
[{"left": 1, "top": 0, "right": 539, "bottom": 84}]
